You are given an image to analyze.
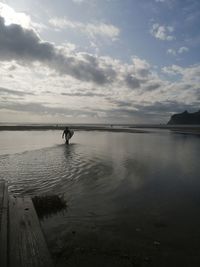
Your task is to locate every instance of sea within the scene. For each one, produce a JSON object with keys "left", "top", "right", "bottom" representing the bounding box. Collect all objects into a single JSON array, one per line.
[{"left": 0, "top": 128, "right": 200, "bottom": 266}]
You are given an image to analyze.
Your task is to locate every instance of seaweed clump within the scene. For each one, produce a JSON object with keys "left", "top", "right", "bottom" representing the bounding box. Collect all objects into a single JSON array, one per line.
[{"left": 32, "top": 195, "right": 67, "bottom": 219}]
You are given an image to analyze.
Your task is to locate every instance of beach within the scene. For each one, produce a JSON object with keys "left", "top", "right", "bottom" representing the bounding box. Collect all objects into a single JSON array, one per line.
[{"left": 0, "top": 128, "right": 200, "bottom": 266}]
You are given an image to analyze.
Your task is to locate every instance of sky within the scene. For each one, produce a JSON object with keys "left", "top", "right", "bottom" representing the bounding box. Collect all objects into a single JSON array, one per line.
[{"left": 0, "top": 0, "right": 199, "bottom": 124}]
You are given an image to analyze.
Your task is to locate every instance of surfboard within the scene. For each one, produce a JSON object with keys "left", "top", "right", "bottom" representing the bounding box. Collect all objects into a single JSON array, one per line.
[{"left": 66, "top": 130, "right": 74, "bottom": 141}]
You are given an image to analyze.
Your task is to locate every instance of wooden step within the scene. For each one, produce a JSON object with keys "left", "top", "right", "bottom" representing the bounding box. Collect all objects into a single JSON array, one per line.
[
  {"left": 0, "top": 180, "right": 8, "bottom": 267},
  {"left": 9, "top": 196, "right": 54, "bottom": 267}
]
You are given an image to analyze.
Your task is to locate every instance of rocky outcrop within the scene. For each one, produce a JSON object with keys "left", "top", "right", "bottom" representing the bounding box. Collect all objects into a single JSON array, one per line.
[{"left": 167, "top": 110, "right": 200, "bottom": 125}]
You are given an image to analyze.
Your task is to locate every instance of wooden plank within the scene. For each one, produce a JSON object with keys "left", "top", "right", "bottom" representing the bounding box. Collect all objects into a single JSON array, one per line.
[
  {"left": 9, "top": 196, "right": 54, "bottom": 267},
  {"left": 0, "top": 180, "right": 5, "bottom": 221},
  {"left": 0, "top": 180, "right": 8, "bottom": 267}
]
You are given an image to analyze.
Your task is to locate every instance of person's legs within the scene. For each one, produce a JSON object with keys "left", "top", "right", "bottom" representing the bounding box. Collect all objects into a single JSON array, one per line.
[{"left": 65, "top": 139, "right": 69, "bottom": 144}]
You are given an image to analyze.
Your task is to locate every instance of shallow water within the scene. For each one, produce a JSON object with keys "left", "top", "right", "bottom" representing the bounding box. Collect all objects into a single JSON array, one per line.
[{"left": 0, "top": 130, "right": 200, "bottom": 266}]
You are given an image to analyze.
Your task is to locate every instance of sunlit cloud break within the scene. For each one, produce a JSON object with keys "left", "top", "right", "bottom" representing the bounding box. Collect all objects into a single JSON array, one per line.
[
  {"left": 0, "top": 2, "right": 30, "bottom": 28},
  {"left": 49, "top": 17, "right": 120, "bottom": 41}
]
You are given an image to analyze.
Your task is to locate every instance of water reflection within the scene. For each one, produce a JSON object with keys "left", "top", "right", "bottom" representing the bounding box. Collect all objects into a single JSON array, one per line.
[{"left": 0, "top": 130, "right": 200, "bottom": 266}]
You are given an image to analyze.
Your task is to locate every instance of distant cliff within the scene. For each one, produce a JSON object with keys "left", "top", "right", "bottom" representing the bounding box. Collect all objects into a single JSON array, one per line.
[{"left": 167, "top": 110, "right": 200, "bottom": 125}]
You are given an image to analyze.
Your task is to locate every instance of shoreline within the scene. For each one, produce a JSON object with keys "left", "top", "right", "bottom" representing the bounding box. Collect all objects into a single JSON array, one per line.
[
  {"left": 0, "top": 125, "right": 200, "bottom": 135},
  {"left": 0, "top": 125, "right": 148, "bottom": 133}
]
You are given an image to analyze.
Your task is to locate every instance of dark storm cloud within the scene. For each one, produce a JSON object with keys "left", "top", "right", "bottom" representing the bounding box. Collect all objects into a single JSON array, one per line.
[
  {"left": 0, "top": 86, "right": 34, "bottom": 96},
  {"left": 0, "top": 17, "right": 55, "bottom": 61},
  {"left": 0, "top": 17, "right": 115, "bottom": 85}
]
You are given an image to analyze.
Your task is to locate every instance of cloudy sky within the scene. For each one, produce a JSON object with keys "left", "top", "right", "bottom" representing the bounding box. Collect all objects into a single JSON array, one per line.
[{"left": 0, "top": 0, "right": 199, "bottom": 124}]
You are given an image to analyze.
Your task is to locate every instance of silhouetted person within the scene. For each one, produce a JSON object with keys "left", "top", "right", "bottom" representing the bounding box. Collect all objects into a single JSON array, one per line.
[{"left": 62, "top": 127, "right": 74, "bottom": 144}]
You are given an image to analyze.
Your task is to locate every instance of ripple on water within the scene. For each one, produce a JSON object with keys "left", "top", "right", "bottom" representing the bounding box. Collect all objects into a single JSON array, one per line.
[{"left": 0, "top": 143, "right": 113, "bottom": 196}]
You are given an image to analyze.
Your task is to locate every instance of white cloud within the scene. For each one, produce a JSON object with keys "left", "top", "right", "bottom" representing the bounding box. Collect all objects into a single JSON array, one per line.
[
  {"left": 1, "top": 57, "right": 199, "bottom": 123},
  {"left": 160, "top": 64, "right": 200, "bottom": 107},
  {"left": 71, "top": 0, "right": 95, "bottom": 5},
  {"left": 72, "top": 0, "right": 85, "bottom": 3},
  {"left": 0, "top": 17, "right": 118, "bottom": 85},
  {"left": 167, "top": 48, "right": 176, "bottom": 55},
  {"left": 131, "top": 57, "right": 150, "bottom": 77},
  {"left": 162, "top": 64, "right": 200, "bottom": 88},
  {"left": 0, "top": 3, "right": 198, "bottom": 123},
  {"left": 150, "top": 23, "right": 175, "bottom": 41},
  {"left": 162, "top": 65, "right": 184, "bottom": 75},
  {"left": 0, "top": 2, "right": 31, "bottom": 28},
  {"left": 0, "top": 2, "right": 47, "bottom": 32},
  {"left": 178, "top": 46, "right": 189, "bottom": 54},
  {"left": 0, "top": 15, "right": 167, "bottom": 96},
  {"left": 49, "top": 17, "right": 120, "bottom": 41},
  {"left": 167, "top": 46, "right": 189, "bottom": 56}
]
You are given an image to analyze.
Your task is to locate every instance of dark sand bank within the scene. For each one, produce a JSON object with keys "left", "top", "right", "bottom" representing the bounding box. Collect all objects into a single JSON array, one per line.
[
  {"left": 130, "top": 124, "right": 200, "bottom": 135},
  {"left": 0, "top": 124, "right": 200, "bottom": 134},
  {"left": 0, "top": 124, "right": 148, "bottom": 133}
]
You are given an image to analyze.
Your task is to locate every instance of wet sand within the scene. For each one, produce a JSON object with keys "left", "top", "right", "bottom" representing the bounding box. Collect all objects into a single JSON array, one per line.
[
  {"left": 0, "top": 124, "right": 200, "bottom": 135},
  {"left": 168, "top": 127, "right": 200, "bottom": 135},
  {"left": 0, "top": 124, "right": 147, "bottom": 133}
]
